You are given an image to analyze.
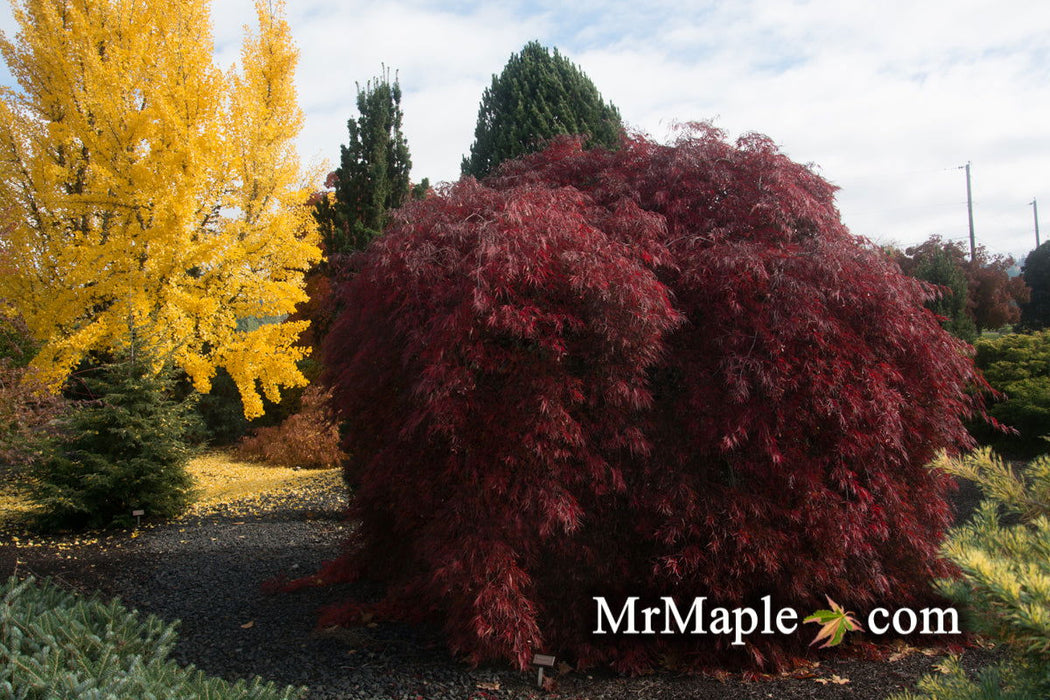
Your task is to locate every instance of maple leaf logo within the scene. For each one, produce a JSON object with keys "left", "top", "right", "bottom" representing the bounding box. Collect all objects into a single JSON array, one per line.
[{"left": 804, "top": 596, "right": 864, "bottom": 648}]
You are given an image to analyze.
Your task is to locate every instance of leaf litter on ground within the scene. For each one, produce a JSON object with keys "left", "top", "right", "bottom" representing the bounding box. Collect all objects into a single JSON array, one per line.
[{"left": 0, "top": 451, "right": 344, "bottom": 547}]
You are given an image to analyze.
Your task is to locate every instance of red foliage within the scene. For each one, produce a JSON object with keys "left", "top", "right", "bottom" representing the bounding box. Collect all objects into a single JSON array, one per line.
[
  {"left": 893, "top": 236, "right": 1030, "bottom": 332},
  {"left": 0, "top": 362, "right": 66, "bottom": 468},
  {"left": 0, "top": 311, "right": 65, "bottom": 469},
  {"left": 314, "top": 125, "right": 985, "bottom": 672},
  {"left": 286, "top": 271, "right": 336, "bottom": 356},
  {"left": 967, "top": 254, "right": 1029, "bottom": 331}
]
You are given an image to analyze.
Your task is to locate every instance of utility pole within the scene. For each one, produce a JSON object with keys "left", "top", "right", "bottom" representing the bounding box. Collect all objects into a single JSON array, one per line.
[
  {"left": 1032, "top": 198, "right": 1041, "bottom": 248},
  {"left": 963, "top": 162, "right": 976, "bottom": 262}
]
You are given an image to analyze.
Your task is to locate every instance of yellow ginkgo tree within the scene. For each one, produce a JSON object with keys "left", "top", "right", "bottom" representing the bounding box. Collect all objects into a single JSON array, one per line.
[{"left": 0, "top": 0, "right": 321, "bottom": 418}]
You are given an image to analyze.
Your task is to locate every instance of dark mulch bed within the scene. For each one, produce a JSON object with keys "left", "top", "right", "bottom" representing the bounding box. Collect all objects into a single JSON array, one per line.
[{"left": 0, "top": 476, "right": 1000, "bottom": 699}]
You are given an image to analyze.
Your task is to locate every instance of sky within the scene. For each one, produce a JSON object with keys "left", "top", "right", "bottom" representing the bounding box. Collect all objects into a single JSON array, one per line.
[{"left": 2, "top": 0, "right": 1049, "bottom": 260}]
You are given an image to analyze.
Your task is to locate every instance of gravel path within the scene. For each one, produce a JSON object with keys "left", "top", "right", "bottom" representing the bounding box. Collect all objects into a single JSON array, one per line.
[{"left": 1, "top": 474, "right": 1000, "bottom": 700}]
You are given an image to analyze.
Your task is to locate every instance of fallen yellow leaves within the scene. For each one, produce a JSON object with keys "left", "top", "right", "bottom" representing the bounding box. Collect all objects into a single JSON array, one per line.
[
  {"left": 0, "top": 450, "right": 344, "bottom": 546},
  {"left": 184, "top": 451, "right": 341, "bottom": 516},
  {"left": 2, "top": 529, "right": 124, "bottom": 550},
  {"left": 0, "top": 475, "right": 38, "bottom": 526}
]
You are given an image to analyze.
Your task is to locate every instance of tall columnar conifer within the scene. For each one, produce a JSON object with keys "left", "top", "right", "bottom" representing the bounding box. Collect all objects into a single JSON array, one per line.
[
  {"left": 0, "top": 0, "right": 320, "bottom": 418},
  {"left": 461, "top": 41, "right": 623, "bottom": 179},
  {"left": 314, "top": 70, "right": 421, "bottom": 258},
  {"left": 301, "top": 70, "right": 425, "bottom": 354}
]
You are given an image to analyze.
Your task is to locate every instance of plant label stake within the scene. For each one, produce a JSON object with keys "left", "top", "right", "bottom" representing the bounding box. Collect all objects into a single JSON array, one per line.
[{"left": 532, "top": 653, "right": 555, "bottom": 688}]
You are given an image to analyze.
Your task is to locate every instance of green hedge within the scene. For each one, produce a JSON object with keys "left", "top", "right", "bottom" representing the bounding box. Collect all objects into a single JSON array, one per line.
[{"left": 0, "top": 576, "right": 304, "bottom": 699}]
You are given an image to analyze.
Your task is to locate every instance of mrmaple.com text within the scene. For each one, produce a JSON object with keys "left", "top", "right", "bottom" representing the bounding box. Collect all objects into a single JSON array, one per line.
[{"left": 593, "top": 596, "right": 961, "bottom": 646}]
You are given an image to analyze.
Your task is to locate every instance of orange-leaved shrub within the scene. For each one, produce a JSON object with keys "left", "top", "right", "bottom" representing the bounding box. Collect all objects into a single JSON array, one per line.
[
  {"left": 235, "top": 385, "right": 343, "bottom": 470},
  {"left": 303, "top": 125, "right": 988, "bottom": 673}
]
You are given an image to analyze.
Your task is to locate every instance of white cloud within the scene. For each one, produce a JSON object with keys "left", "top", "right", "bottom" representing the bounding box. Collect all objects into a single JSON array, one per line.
[
  {"left": 256, "top": 0, "right": 548, "bottom": 179},
  {"left": 0, "top": 0, "right": 1048, "bottom": 258},
  {"left": 568, "top": 0, "right": 1050, "bottom": 258}
]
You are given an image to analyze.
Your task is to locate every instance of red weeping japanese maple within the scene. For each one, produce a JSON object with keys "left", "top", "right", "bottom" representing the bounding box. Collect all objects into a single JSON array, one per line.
[{"left": 309, "top": 124, "right": 985, "bottom": 672}]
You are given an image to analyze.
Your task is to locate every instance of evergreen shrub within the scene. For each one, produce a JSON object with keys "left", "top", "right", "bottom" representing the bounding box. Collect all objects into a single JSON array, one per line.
[
  {"left": 187, "top": 367, "right": 253, "bottom": 446},
  {"left": 313, "top": 126, "right": 987, "bottom": 672},
  {"left": 188, "top": 361, "right": 317, "bottom": 448},
  {"left": 0, "top": 576, "right": 304, "bottom": 699},
  {"left": 889, "top": 449, "right": 1050, "bottom": 699},
  {"left": 973, "top": 331, "right": 1050, "bottom": 455},
  {"left": 31, "top": 355, "right": 197, "bottom": 530}
]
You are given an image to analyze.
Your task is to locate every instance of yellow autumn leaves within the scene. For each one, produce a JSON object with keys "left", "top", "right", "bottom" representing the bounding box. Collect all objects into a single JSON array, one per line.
[
  {"left": 184, "top": 451, "right": 340, "bottom": 515},
  {"left": 0, "top": 0, "right": 321, "bottom": 417},
  {"left": 0, "top": 451, "right": 342, "bottom": 539}
]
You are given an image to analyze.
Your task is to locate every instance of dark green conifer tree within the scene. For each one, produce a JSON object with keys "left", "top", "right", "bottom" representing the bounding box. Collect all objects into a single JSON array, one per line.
[
  {"left": 461, "top": 41, "right": 623, "bottom": 179},
  {"left": 31, "top": 350, "right": 198, "bottom": 530},
  {"left": 888, "top": 237, "right": 977, "bottom": 343},
  {"left": 315, "top": 68, "right": 425, "bottom": 257},
  {"left": 1020, "top": 241, "right": 1050, "bottom": 331},
  {"left": 913, "top": 245, "right": 978, "bottom": 343}
]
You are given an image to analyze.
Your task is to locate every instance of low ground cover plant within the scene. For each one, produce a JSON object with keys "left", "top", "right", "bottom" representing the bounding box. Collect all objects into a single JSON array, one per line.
[
  {"left": 0, "top": 576, "right": 303, "bottom": 699},
  {"left": 889, "top": 449, "right": 1050, "bottom": 699},
  {"left": 309, "top": 125, "right": 987, "bottom": 672}
]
